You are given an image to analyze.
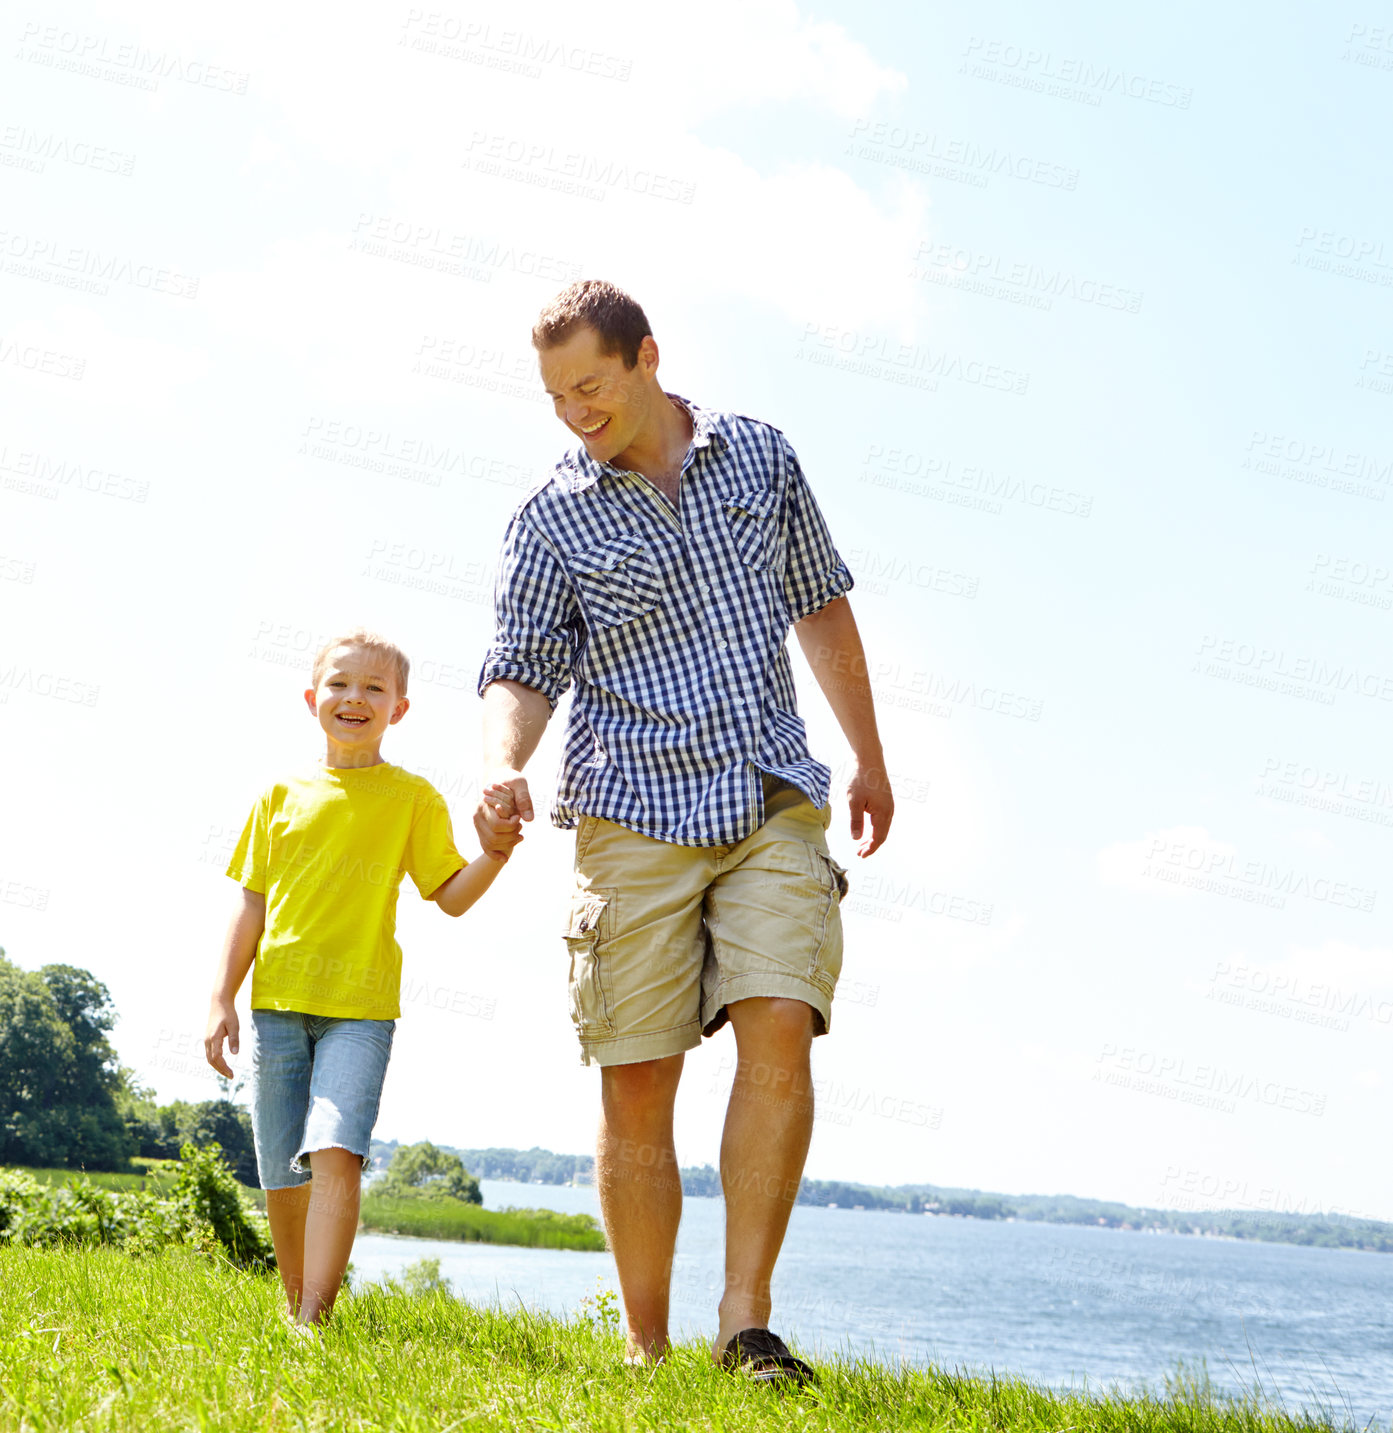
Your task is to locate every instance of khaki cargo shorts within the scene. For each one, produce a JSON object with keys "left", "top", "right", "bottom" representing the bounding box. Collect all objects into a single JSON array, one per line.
[{"left": 563, "top": 778, "right": 850, "bottom": 1067}]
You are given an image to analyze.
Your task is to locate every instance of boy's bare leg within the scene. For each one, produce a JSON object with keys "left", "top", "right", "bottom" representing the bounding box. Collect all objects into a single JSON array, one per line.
[
  {"left": 297, "top": 1147, "right": 363, "bottom": 1325},
  {"left": 712, "top": 997, "right": 815, "bottom": 1360},
  {"left": 265, "top": 1184, "right": 312, "bottom": 1315},
  {"left": 597, "top": 1053, "right": 684, "bottom": 1362}
]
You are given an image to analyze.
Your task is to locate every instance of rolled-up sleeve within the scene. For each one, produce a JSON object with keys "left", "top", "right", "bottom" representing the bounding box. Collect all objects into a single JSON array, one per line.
[
  {"left": 477, "top": 509, "right": 577, "bottom": 708},
  {"left": 781, "top": 442, "right": 854, "bottom": 622}
]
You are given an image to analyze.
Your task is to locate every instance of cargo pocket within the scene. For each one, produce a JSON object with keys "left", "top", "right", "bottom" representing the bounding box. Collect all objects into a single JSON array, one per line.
[
  {"left": 808, "top": 850, "right": 848, "bottom": 995},
  {"left": 722, "top": 489, "right": 780, "bottom": 569},
  {"left": 563, "top": 888, "right": 616, "bottom": 1037},
  {"left": 566, "top": 533, "right": 663, "bottom": 627}
]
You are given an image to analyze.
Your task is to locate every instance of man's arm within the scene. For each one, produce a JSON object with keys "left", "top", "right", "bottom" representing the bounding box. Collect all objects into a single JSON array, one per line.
[
  {"left": 794, "top": 596, "right": 894, "bottom": 857},
  {"left": 474, "top": 679, "right": 553, "bottom": 859},
  {"left": 204, "top": 886, "right": 266, "bottom": 1077}
]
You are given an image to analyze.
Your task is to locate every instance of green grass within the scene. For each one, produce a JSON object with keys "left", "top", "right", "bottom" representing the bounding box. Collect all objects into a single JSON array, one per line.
[
  {"left": 0, "top": 1246, "right": 1350, "bottom": 1433},
  {"left": 359, "top": 1194, "right": 606, "bottom": 1251}
]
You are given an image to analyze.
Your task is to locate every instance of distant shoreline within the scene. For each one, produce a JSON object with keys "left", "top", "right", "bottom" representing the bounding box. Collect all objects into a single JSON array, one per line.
[{"left": 372, "top": 1142, "right": 1393, "bottom": 1256}]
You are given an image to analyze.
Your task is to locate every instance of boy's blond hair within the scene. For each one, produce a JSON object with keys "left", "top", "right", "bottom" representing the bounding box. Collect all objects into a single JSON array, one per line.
[{"left": 310, "top": 629, "right": 411, "bottom": 696}]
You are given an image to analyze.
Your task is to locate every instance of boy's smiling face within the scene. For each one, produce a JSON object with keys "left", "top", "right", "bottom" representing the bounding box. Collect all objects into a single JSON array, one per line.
[{"left": 305, "top": 643, "right": 408, "bottom": 766}]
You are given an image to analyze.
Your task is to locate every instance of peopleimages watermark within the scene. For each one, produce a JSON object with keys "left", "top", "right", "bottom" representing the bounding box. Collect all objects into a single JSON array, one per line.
[
  {"left": 0, "top": 555, "right": 36, "bottom": 585},
  {"left": 0, "top": 443, "right": 150, "bottom": 503},
  {"left": 911, "top": 239, "right": 1143, "bottom": 314},
  {"left": 796, "top": 322, "right": 1029, "bottom": 396},
  {"left": 1, "top": 876, "right": 50, "bottom": 911},
  {"left": 349, "top": 214, "right": 580, "bottom": 286},
  {"left": 14, "top": 21, "right": 249, "bottom": 94},
  {"left": 0, "top": 336, "right": 84, "bottom": 382},
  {"left": 1356, "top": 348, "right": 1393, "bottom": 398},
  {"left": 1093, "top": 1045, "right": 1327, "bottom": 1118},
  {"left": 816, "top": 648, "right": 1045, "bottom": 724},
  {"left": 1306, "top": 552, "right": 1393, "bottom": 611},
  {"left": 843, "top": 873, "right": 993, "bottom": 927},
  {"left": 845, "top": 544, "right": 979, "bottom": 600},
  {"left": 708, "top": 1054, "right": 943, "bottom": 1132},
  {"left": 1255, "top": 754, "right": 1393, "bottom": 829},
  {"left": 1139, "top": 832, "right": 1376, "bottom": 913},
  {"left": 1292, "top": 226, "right": 1393, "bottom": 287},
  {"left": 845, "top": 118, "right": 1079, "bottom": 191},
  {"left": 0, "top": 665, "right": 100, "bottom": 708},
  {"left": 0, "top": 124, "right": 136, "bottom": 177},
  {"left": 1240, "top": 430, "right": 1390, "bottom": 504},
  {"left": 1158, "top": 1165, "right": 1369, "bottom": 1221},
  {"left": 411, "top": 335, "right": 546, "bottom": 403},
  {"left": 1341, "top": 21, "right": 1393, "bottom": 70},
  {"left": 959, "top": 37, "right": 1193, "bottom": 109},
  {"left": 1195, "top": 633, "right": 1393, "bottom": 709},
  {"left": 462, "top": 130, "right": 694, "bottom": 205},
  {"left": 1207, "top": 958, "right": 1391, "bottom": 1034},
  {"left": 399, "top": 10, "right": 632, "bottom": 82},
  {"left": 857, "top": 444, "right": 1093, "bottom": 519},
  {"left": 246, "top": 619, "right": 474, "bottom": 692},
  {"left": 0, "top": 228, "right": 198, "bottom": 299},
  {"left": 299, "top": 417, "right": 540, "bottom": 493},
  {"left": 362, "top": 538, "right": 494, "bottom": 606}
]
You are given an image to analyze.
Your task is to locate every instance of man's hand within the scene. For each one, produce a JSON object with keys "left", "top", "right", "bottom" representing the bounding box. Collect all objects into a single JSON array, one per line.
[
  {"left": 475, "top": 774, "right": 534, "bottom": 861},
  {"left": 204, "top": 997, "right": 239, "bottom": 1079},
  {"left": 847, "top": 762, "right": 894, "bottom": 858}
]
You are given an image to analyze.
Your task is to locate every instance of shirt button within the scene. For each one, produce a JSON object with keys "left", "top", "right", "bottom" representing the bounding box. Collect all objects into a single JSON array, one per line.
[
  {"left": 716, "top": 639, "right": 728, "bottom": 649},
  {"left": 700, "top": 582, "right": 711, "bottom": 592},
  {"left": 732, "top": 696, "right": 745, "bottom": 705}
]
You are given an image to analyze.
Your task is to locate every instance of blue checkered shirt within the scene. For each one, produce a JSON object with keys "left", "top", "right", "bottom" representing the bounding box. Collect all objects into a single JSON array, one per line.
[{"left": 478, "top": 396, "right": 854, "bottom": 846}]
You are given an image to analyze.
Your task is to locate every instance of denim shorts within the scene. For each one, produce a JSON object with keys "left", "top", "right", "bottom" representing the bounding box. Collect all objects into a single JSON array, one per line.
[{"left": 249, "top": 1010, "right": 395, "bottom": 1190}]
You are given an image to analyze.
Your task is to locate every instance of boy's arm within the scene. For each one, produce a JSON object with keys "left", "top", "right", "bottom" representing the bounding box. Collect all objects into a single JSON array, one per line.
[
  {"left": 430, "top": 849, "right": 508, "bottom": 917},
  {"left": 204, "top": 886, "right": 266, "bottom": 1077}
]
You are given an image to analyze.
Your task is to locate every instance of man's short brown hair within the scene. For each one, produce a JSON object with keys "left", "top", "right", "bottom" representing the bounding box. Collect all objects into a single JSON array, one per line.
[{"left": 531, "top": 280, "right": 653, "bottom": 369}]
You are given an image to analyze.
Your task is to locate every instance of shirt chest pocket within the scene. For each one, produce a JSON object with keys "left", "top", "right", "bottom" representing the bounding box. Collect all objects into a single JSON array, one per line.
[
  {"left": 566, "top": 532, "right": 664, "bottom": 628},
  {"left": 722, "top": 489, "right": 780, "bottom": 570}
]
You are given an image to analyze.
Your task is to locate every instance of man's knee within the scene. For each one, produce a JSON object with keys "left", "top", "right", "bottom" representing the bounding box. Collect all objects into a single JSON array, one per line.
[
  {"left": 601, "top": 1053, "right": 684, "bottom": 1116},
  {"left": 728, "top": 996, "right": 815, "bottom": 1052}
]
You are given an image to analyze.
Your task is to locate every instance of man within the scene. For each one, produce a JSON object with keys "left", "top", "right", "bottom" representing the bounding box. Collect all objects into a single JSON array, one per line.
[{"left": 475, "top": 280, "right": 893, "bottom": 1383}]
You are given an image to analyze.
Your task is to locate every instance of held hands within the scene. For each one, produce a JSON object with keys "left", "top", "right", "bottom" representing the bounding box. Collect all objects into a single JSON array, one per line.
[
  {"left": 204, "top": 997, "right": 239, "bottom": 1078},
  {"left": 475, "top": 774, "right": 533, "bottom": 861},
  {"left": 847, "top": 761, "right": 894, "bottom": 858}
]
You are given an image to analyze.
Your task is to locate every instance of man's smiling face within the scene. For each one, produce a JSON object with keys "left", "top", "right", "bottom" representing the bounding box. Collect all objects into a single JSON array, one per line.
[
  {"left": 304, "top": 643, "right": 408, "bottom": 757},
  {"left": 538, "top": 324, "right": 660, "bottom": 468}
]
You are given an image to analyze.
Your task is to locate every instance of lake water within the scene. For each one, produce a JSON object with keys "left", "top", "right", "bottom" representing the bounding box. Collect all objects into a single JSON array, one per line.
[{"left": 351, "top": 1179, "right": 1393, "bottom": 1427}]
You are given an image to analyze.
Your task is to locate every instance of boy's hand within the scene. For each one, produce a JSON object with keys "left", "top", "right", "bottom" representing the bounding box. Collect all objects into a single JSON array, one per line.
[
  {"left": 475, "top": 774, "right": 532, "bottom": 861},
  {"left": 204, "top": 998, "right": 239, "bottom": 1078}
]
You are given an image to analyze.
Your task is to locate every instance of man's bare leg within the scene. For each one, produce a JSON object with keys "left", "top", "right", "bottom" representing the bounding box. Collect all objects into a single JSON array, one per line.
[
  {"left": 713, "top": 997, "right": 815, "bottom": 1360},
  {"left": 265, "top": 1183, "right": 312, "bottom": 1316},
  {"left": 297, "top": 1146, "right": 362, "bottom": 1325},
  {"left": 597, "top": 1053, "right": 685, "bottom": 1362}
]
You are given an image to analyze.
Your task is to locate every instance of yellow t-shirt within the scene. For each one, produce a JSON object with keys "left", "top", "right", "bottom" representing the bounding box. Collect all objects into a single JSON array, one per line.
[{"left": 227, "top": 763, "right": 464, "bottom": 1020}]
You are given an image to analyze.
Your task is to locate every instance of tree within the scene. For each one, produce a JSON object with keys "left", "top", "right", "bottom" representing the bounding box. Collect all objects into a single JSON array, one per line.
[
  {"left": 37, "top": 964, "right": 130, "bottom": 1169},
  {"left": 0, "top": 954, "right": 78, "bottom": 1166},
  {"left": 378, "top": 1141, "right": 482, "bottom": 1203}
]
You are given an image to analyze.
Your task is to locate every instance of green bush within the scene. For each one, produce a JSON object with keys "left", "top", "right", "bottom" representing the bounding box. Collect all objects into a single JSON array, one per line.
[{"left": 0, "top": 1143, "right": 274, "bottom": 1270}]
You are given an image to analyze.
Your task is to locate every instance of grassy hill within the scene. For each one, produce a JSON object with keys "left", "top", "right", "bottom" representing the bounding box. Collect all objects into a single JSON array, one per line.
[{"left": 0, "top": 1244, "right": 1348, "bottom": 1433}]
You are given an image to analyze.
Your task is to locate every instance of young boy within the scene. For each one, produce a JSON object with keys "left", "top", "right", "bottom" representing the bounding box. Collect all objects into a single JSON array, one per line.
[{"left": 204, "top": 628, "right": 508, "bottom": 1326}]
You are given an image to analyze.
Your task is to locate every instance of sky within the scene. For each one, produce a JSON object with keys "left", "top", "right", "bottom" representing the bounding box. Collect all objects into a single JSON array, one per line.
[{"left": 2, "top": 1, "right": 1391, "bottom": 1223}]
